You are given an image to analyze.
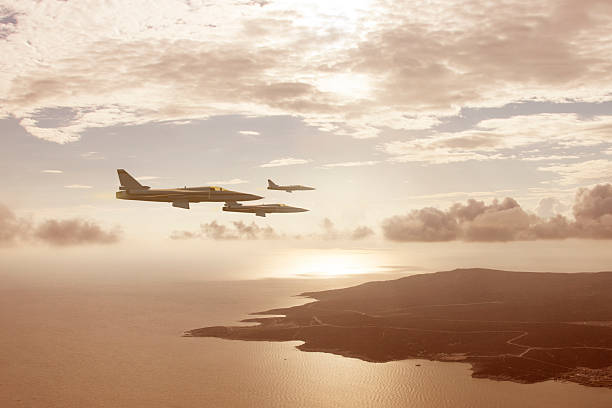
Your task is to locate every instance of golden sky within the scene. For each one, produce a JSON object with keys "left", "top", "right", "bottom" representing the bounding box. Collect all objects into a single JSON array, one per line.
[{"left": 1, "top": 0, "right": 611, "bottom": 277}]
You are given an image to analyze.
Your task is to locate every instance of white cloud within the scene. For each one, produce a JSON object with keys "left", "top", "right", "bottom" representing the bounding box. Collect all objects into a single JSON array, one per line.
[
  {"left": 135, "top": 176, "right": 161, "bottom": 181},
  {"left": 80, "top": 151, "right": 104, "bottom": 160},
  {"left": 538, "top": 159, "right": 612, "bottom": 185},
  {"left": 64, "top": 184, "right": 93, "bottom": 189},
  {"left": 238, "top": 130, "right": 260, "bottom": 136},
  {"left": 41, "top": 169, "right": 62, "bottom": 174},
  {"left": 382, "top": 141, "right": 493, "bottom": 164},
  {"left": 2, "top": 1, "right": 612, "bottom": 143},
  {"left": 322, "top": 161, "right": 380, "bottom": 168},
  {"left": 407, "top": 190, "right": 516, "bottom": 201},
  {"left": 534, "top": 197, "right": 569, "bottom": 218},
  {"left": 381, "top": 114, "right": 612, "bottom": 164},
  {"left": 205, "top": 178, "right": 248, "bottom": 185},
  {"left": 522, "top": 155, "right": 580, "bottom": 161},
  {"left": 260, "top": 157, "right": 311, "bottom": 167}
]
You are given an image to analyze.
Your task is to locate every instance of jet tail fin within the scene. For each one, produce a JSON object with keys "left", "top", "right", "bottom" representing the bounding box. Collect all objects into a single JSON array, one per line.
[
  {"left": 117, "top": 169, "right": 149, "bottom": 190},
  {"left": 267, "top": 179, "right": 278, "bottom": 188}
]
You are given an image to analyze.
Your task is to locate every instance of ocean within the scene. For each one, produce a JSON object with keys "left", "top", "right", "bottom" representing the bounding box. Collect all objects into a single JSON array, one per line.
[{"left": 1, "top": 276, "right": 611, "bottom": 407}]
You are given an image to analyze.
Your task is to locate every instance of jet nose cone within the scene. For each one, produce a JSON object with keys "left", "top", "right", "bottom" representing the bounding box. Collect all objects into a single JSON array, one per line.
[
  {"left": 246, "top": 194, "right": 263, "bottom": 201},
  {"left": 296, "top": 207, "right": 309, "bottom": 212}
]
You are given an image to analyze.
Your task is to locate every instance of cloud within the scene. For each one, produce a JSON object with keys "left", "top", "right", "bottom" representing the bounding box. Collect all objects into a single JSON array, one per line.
[
  {"left": 0, "top": 6, "right": 19, "bottom": 40},
  {"left": 317, "top": 218, "right": 375, "bottom": 240},
  {"left": 169, "top": 230, "right": 199, "bottom": 240},
  {"left": 319, "top": 217, "right": 339, "bottom": 240},
  {"left": 380, "top": 114, "right": 612, "bottom": 164},
  {"left": 522, "top": 155, "right": 580, "bottom": 162},
  {"left": 41, "top": 169, "right": 63, "bottom": 174},
  {"left": 349, "top": 0, "right": 612, "bottom": 110},
  {"left": 4, "top": 1, "right": 612, "bottom": 143},
  {"left": 538, "top": 159, "right": 612, "bottom": 185},
  {"left": 534, "top": 197, "right": 569, "bottom": 218},
  {"left": 351, "top": 226, "right": 375, "bottom": 240},
  {"left": 171, "top": 221, "right": 279, "bottom": 240},
  {"left": 0, "top": 203, "right": 31, "bottom": 245},
  {"left": 382, "top": 184, "right": 612, "bottom": 241},
  {"left": 259, "top": 157, "right": 311, "bottom": 167},
  {"left": 171, "top": 218, "right": 375, "bottom": 241},
  {"left": 460, "top": 199, "right": 532, "bottom": 242},
  {"left": 205, "top": 178, "right": 248, "bottom": 185},
  {"left": 80, "top": 151, "right": 104, "bottom": 160},
  {"left": 231, "top": 220, "right": 278, "bottom": 239},
  {"left": 0, "top": 203, "right": 121, "bottom": 246},
  {"left": 382, "top": 207, "right": 459, "bottom": 242},
  {"left": 238, "top": 130, "right": 260, "bottom": 136},
  {"left": 34, "top": 219, "right": 121, "bottom": 246},
  {"left": 135, "top": 176, "right": 161, "bottom": 181},
  {"left": 407, "top": 190, "right": 516, "bottom": 201},
  {"left": 64, "top": 184, "right": 93, "bottom": 189},
  {"left": 573, "top": 184, "right": 612, "bottom": 238},
  {"left": 322, "top": 161, "right": 380, "bottom": 168}
]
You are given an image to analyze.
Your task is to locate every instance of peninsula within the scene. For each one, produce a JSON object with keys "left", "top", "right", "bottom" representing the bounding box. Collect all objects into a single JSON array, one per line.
[{"left": 186, "top": 269, "right": 612, "bottom": 387}]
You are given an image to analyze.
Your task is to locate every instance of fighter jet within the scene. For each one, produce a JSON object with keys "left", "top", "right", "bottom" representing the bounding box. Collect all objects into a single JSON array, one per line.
[
  {"left": 222, "top": 203, "right": 308, "bottom": 217},
  {"left": 115, "top": 169, "right": 262, "bottom": 209},
  {"left": 267, "top": 179, "right": 315, "bottom": 193}
]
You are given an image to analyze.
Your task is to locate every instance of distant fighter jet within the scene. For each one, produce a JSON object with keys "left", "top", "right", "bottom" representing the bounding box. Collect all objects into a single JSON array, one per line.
[
  {"left": 267, "top": 179, "right": 315, "bottom": 193},
  {"left": 222, "top": 203, "right": 308, "bottom": 217},
  {"left": 115, "top": 169, "right": 262, "bottom": 209}
]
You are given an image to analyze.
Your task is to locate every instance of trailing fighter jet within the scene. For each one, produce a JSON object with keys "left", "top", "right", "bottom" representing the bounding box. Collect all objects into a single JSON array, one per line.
[
  {"left": 222, "top": 203, "right": 308, "bottom": 217},
  {"left": 267, "top": 179, "right": 315, "bottom": 193},
  {"left": 115, "top": 169, "right": 262, "bottom": 209}
]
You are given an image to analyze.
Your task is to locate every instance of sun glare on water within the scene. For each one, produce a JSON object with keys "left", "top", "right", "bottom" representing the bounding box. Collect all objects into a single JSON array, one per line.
[{"left": 281, "top": 251, "right": 382, "bottom": 278}]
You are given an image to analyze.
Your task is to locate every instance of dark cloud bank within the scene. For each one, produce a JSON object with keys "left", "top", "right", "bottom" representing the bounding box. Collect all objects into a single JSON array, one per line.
[
  {"left": 382, "top": 184, "right": 612, "bottom": 242},
  {"left": 0, "top": 203, "right": 121, "bottom": 246}
]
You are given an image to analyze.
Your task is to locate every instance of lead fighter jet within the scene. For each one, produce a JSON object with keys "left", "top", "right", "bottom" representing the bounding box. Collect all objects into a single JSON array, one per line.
[
  {"left": 115, "top": 169, "right": 262, "bottom": 209},
  {"left": 267, "top": 179, "right": 315, "bottom": 193},
  {"left": 222, "top": 203, "right": 308, "bottom": 217}
]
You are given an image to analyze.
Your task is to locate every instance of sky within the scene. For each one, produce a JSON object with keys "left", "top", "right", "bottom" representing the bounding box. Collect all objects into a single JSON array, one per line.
[{"left": 1, "top": 0, "right": 611, "bottom": 279}]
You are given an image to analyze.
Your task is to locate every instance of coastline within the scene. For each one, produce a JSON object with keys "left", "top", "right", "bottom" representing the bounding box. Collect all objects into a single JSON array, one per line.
[{"left": 186, "top": 268, "right": 612, "bottom": 388}]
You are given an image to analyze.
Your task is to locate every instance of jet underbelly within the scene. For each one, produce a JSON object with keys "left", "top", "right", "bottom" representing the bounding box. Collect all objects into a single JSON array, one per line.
[{"left": 172, "top": 200, "right": 190, "bottom": 209}]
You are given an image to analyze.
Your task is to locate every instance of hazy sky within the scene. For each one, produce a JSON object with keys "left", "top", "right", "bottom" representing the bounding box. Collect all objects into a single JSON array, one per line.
[{"left": 1, "top": 0, "right": 611, "bottom": 277}]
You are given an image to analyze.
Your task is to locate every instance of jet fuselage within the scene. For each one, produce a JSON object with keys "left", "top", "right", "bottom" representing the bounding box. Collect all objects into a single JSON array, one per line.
[
  {"left": 116, "top": 187, "right": 262, "bottom": 204},
  {"left": 267, "top": 179, "right": 315, "bottom": 193},
  {"left": 222, "top": 203, "right": 308, "bottom": 217},
  {"left": 115, "top": 169, "right": 263, "bottom": 209}
]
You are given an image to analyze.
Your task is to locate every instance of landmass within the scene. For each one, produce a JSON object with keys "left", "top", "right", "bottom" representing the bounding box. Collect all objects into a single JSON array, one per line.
[{"left": 186, "top": 268, "right": 612, "bottom": 388}]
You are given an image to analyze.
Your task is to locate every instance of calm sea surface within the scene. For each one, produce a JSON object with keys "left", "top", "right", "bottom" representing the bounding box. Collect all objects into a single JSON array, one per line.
[{"left": 1, "top": 277, "right": 611, "bottom": 408}]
